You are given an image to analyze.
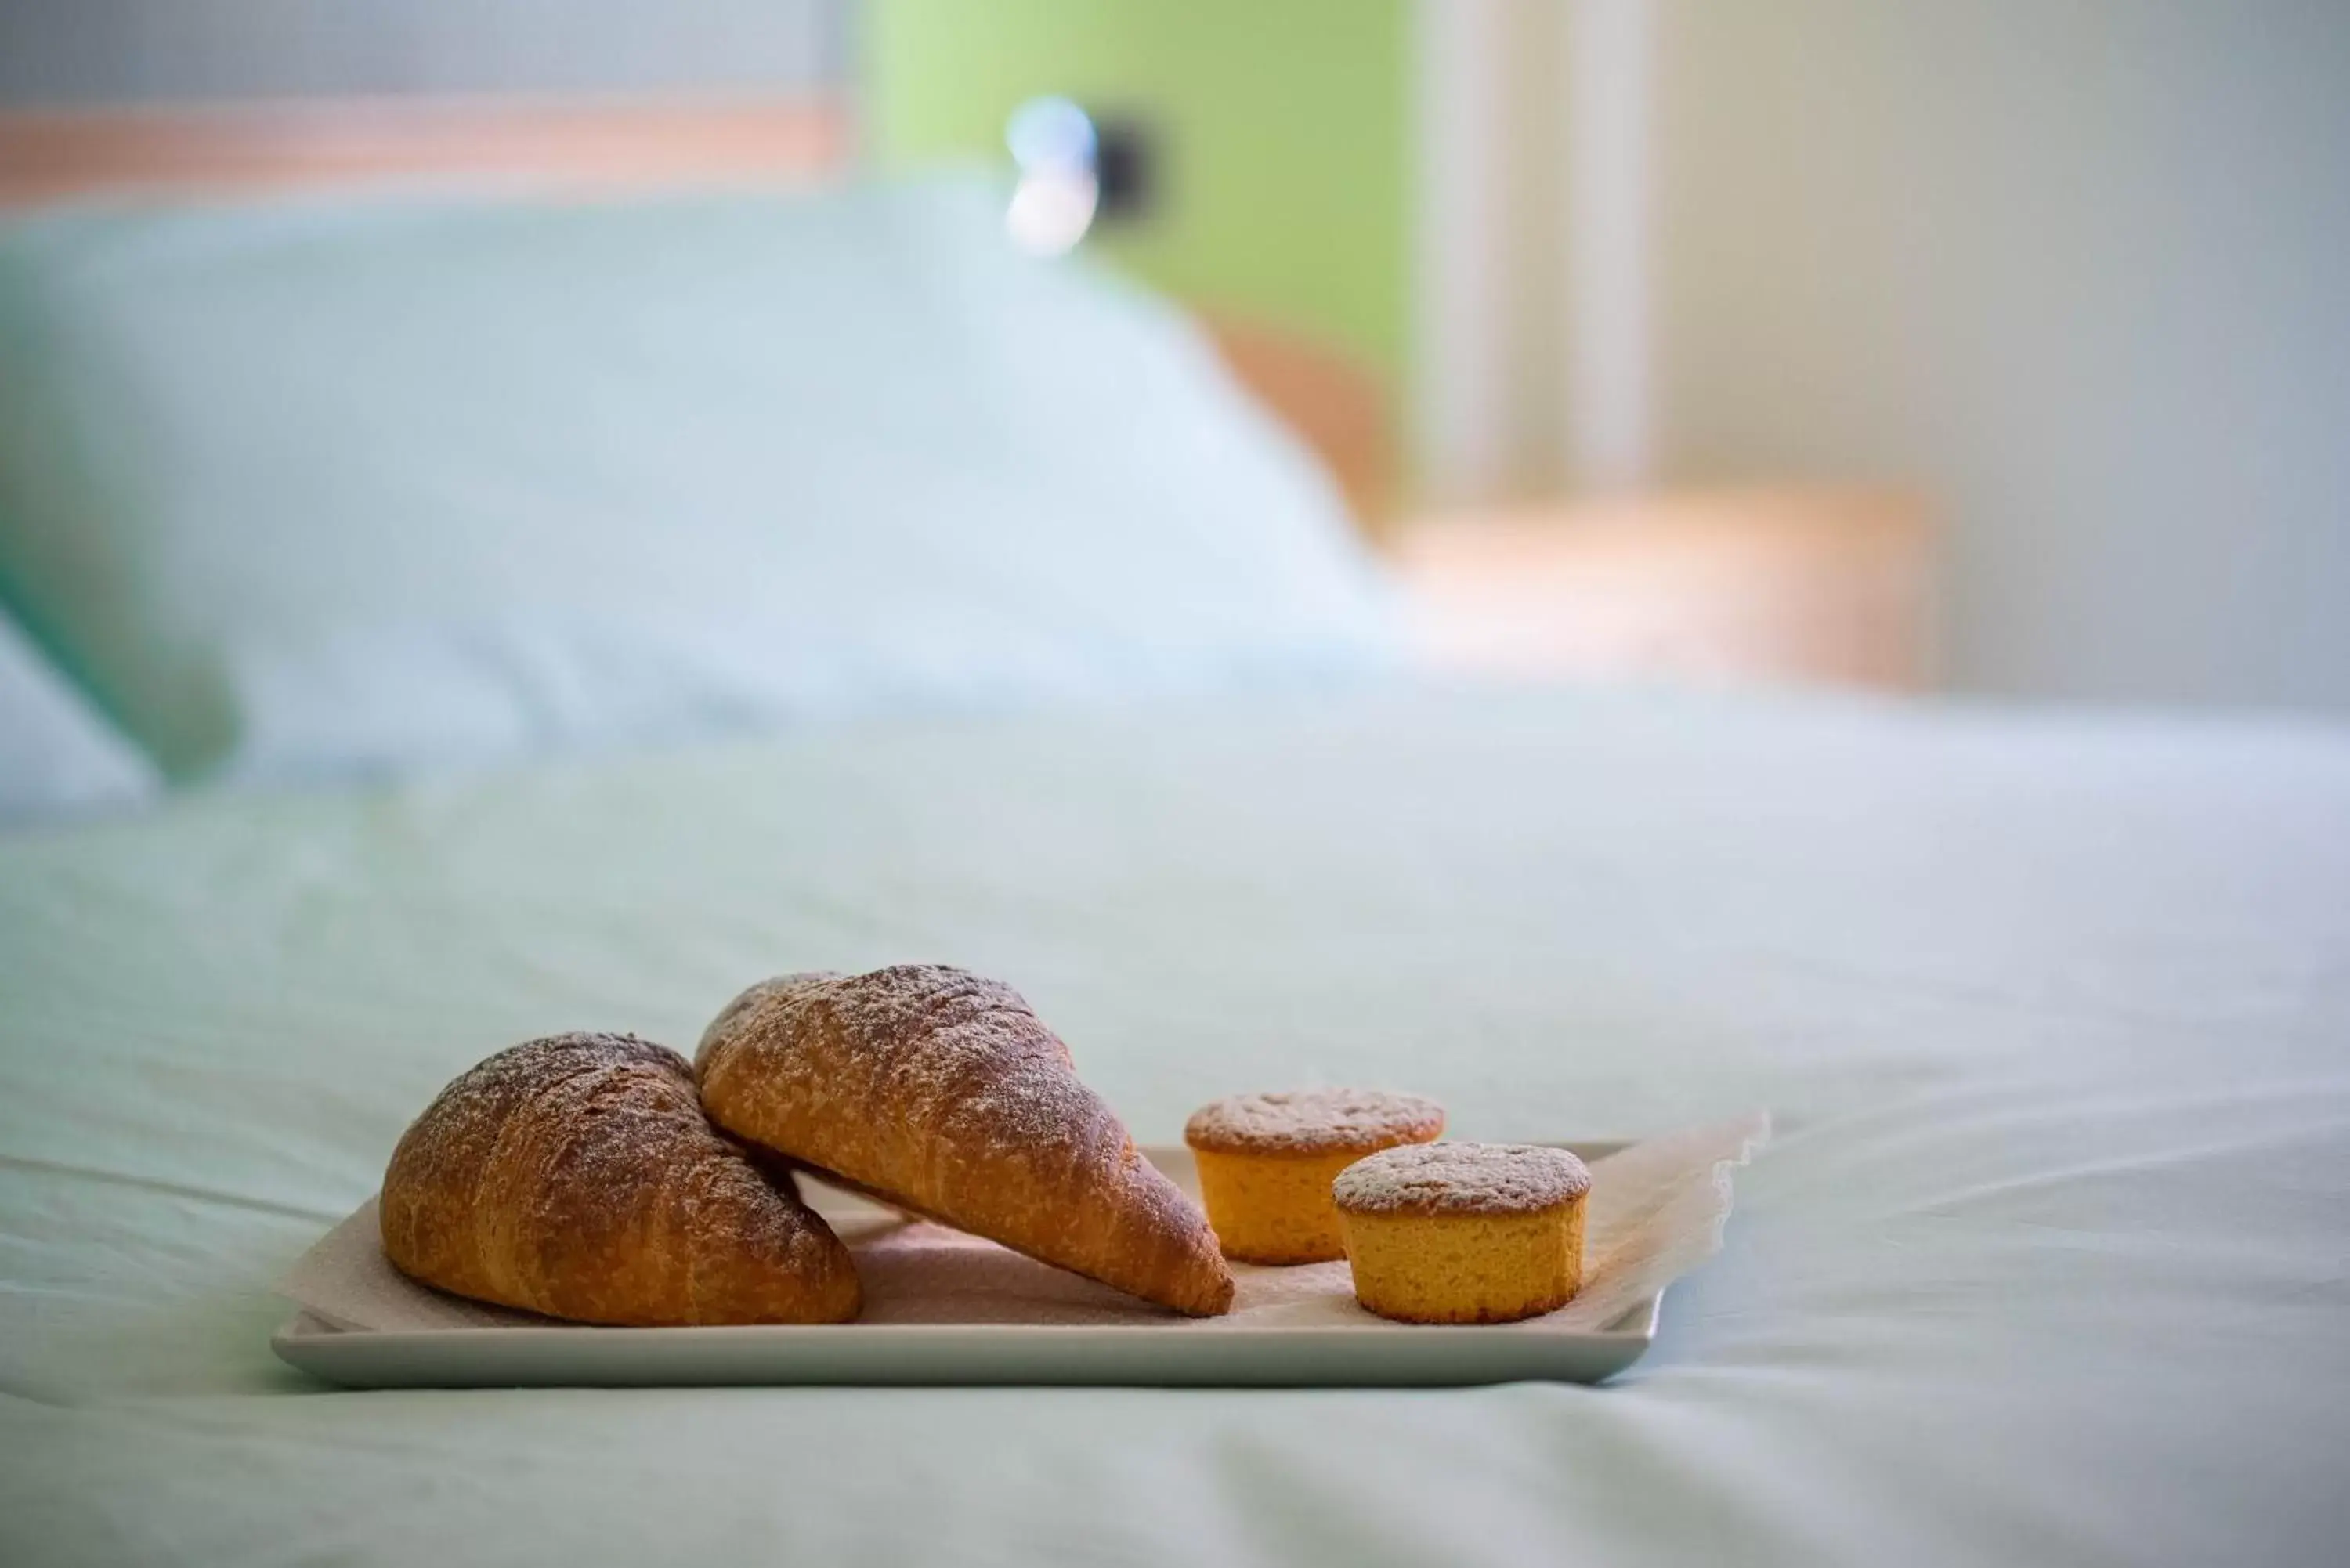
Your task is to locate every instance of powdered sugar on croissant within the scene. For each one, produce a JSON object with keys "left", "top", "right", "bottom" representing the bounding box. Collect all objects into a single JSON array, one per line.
[
  {"left": 696, "top": 964, "right": 1235, "bottom": 1317},
  {"left": 382, "top": 1031, "right": 860, "bottom": 1325}
]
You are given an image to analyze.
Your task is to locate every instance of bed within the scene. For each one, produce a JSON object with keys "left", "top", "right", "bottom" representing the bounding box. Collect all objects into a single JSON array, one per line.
[{"left": 2, "top": 99, "right": 2348, "bottom": 1568}]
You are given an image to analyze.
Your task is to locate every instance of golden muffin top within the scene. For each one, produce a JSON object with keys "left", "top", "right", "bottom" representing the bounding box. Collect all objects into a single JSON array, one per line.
[
  {"left": 1183, "top": 1088, "right": 1444, "bottom": 1156},
  {"left": 1332, "top": 1142, "right": 1590, "bottom": 1216}
]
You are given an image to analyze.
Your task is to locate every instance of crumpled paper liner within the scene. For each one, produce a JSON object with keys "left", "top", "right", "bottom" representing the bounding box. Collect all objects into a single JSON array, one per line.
[{"left": 280, "top": 1112, "right": 1770, "bottom": 1337}]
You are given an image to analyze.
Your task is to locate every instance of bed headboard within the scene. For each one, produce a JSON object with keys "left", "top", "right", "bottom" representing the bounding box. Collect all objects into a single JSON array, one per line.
[{"left": 0, "top": 96, "right": 851, "bottom": 208}]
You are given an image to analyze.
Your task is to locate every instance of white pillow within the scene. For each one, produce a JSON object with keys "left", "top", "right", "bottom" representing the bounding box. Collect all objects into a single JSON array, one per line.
[
  {"left": 0, "top": 177, "right": 1398, "bottom": 785},
  {"left": 0, "top": 608, "right": 157, "bottom": 825}
]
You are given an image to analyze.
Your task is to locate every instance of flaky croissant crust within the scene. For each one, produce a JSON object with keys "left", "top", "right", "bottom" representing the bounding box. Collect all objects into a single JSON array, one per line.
[
  {"left": 697, "top": 965, "right": 1235, "bottom": 1317},
  {"left": 382, "top": 1031, "right": 861, "bottom": 1325}
]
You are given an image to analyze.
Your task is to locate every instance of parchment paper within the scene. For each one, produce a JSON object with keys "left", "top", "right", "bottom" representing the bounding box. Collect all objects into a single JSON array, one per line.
[{"left": 279, "top": 1113, "right": 1770, "bottom": 1336}]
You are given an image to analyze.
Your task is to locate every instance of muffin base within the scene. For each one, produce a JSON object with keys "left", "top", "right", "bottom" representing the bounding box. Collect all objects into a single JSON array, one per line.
[
  {"left": 1193, "top": 1147, "right": 1373, "bottom": 1265},
  {"left": 1336, "top": 1197, "right": 1586, "bottom": 1324}
]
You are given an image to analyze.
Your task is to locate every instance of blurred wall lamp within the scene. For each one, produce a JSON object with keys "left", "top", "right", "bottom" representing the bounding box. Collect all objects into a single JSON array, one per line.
[{"left": 1004, "top": 95, "right": 1155, "bottom": 255}]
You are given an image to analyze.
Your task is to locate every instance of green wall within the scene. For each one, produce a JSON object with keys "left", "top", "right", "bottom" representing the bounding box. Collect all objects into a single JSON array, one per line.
[{"left": 863, "top": 0, "right": 1410, "bottom": 396}]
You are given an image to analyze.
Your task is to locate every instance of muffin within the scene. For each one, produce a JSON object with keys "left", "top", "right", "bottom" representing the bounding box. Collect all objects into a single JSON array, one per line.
[
  {"left": 1332, "top": 1143, "right": 1590, "bottom": 1324},
  {"left": 1183, "top": 1089, "right": 1445, "bottom": 1264}
]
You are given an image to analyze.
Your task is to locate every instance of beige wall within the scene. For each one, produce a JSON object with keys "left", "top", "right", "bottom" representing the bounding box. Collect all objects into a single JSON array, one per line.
[
  {"left": 1653, "top": 0, "right": 2350, "bottom": 713},
  {"left": 0, "top": 0, "right": 846, "bottom": 105}
]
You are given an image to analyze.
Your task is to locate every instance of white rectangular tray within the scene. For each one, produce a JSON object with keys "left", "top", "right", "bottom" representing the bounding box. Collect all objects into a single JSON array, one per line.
[{"left": 273, "top": 1141, "right": 1663, "bottom": 1389}]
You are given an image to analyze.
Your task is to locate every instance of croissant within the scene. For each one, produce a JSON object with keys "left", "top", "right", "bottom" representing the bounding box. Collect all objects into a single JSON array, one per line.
[
  {"left": 696, "top": 965, "right": 1235, "bottom": 1317},
  {"left": 381, "top": 1031, "right": 860, "bottom": 1325}
]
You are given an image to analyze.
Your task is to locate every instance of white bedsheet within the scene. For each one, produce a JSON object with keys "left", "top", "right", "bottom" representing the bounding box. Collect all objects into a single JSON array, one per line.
[{"left": 3, "top": 684, "right": 2346, "bottom": 1566}]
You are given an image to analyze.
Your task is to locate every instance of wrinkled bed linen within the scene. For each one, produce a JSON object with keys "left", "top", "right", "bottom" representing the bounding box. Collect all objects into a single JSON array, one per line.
[{"left": 3, "top": 684, "right": 2347, "bottom": 1566}]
